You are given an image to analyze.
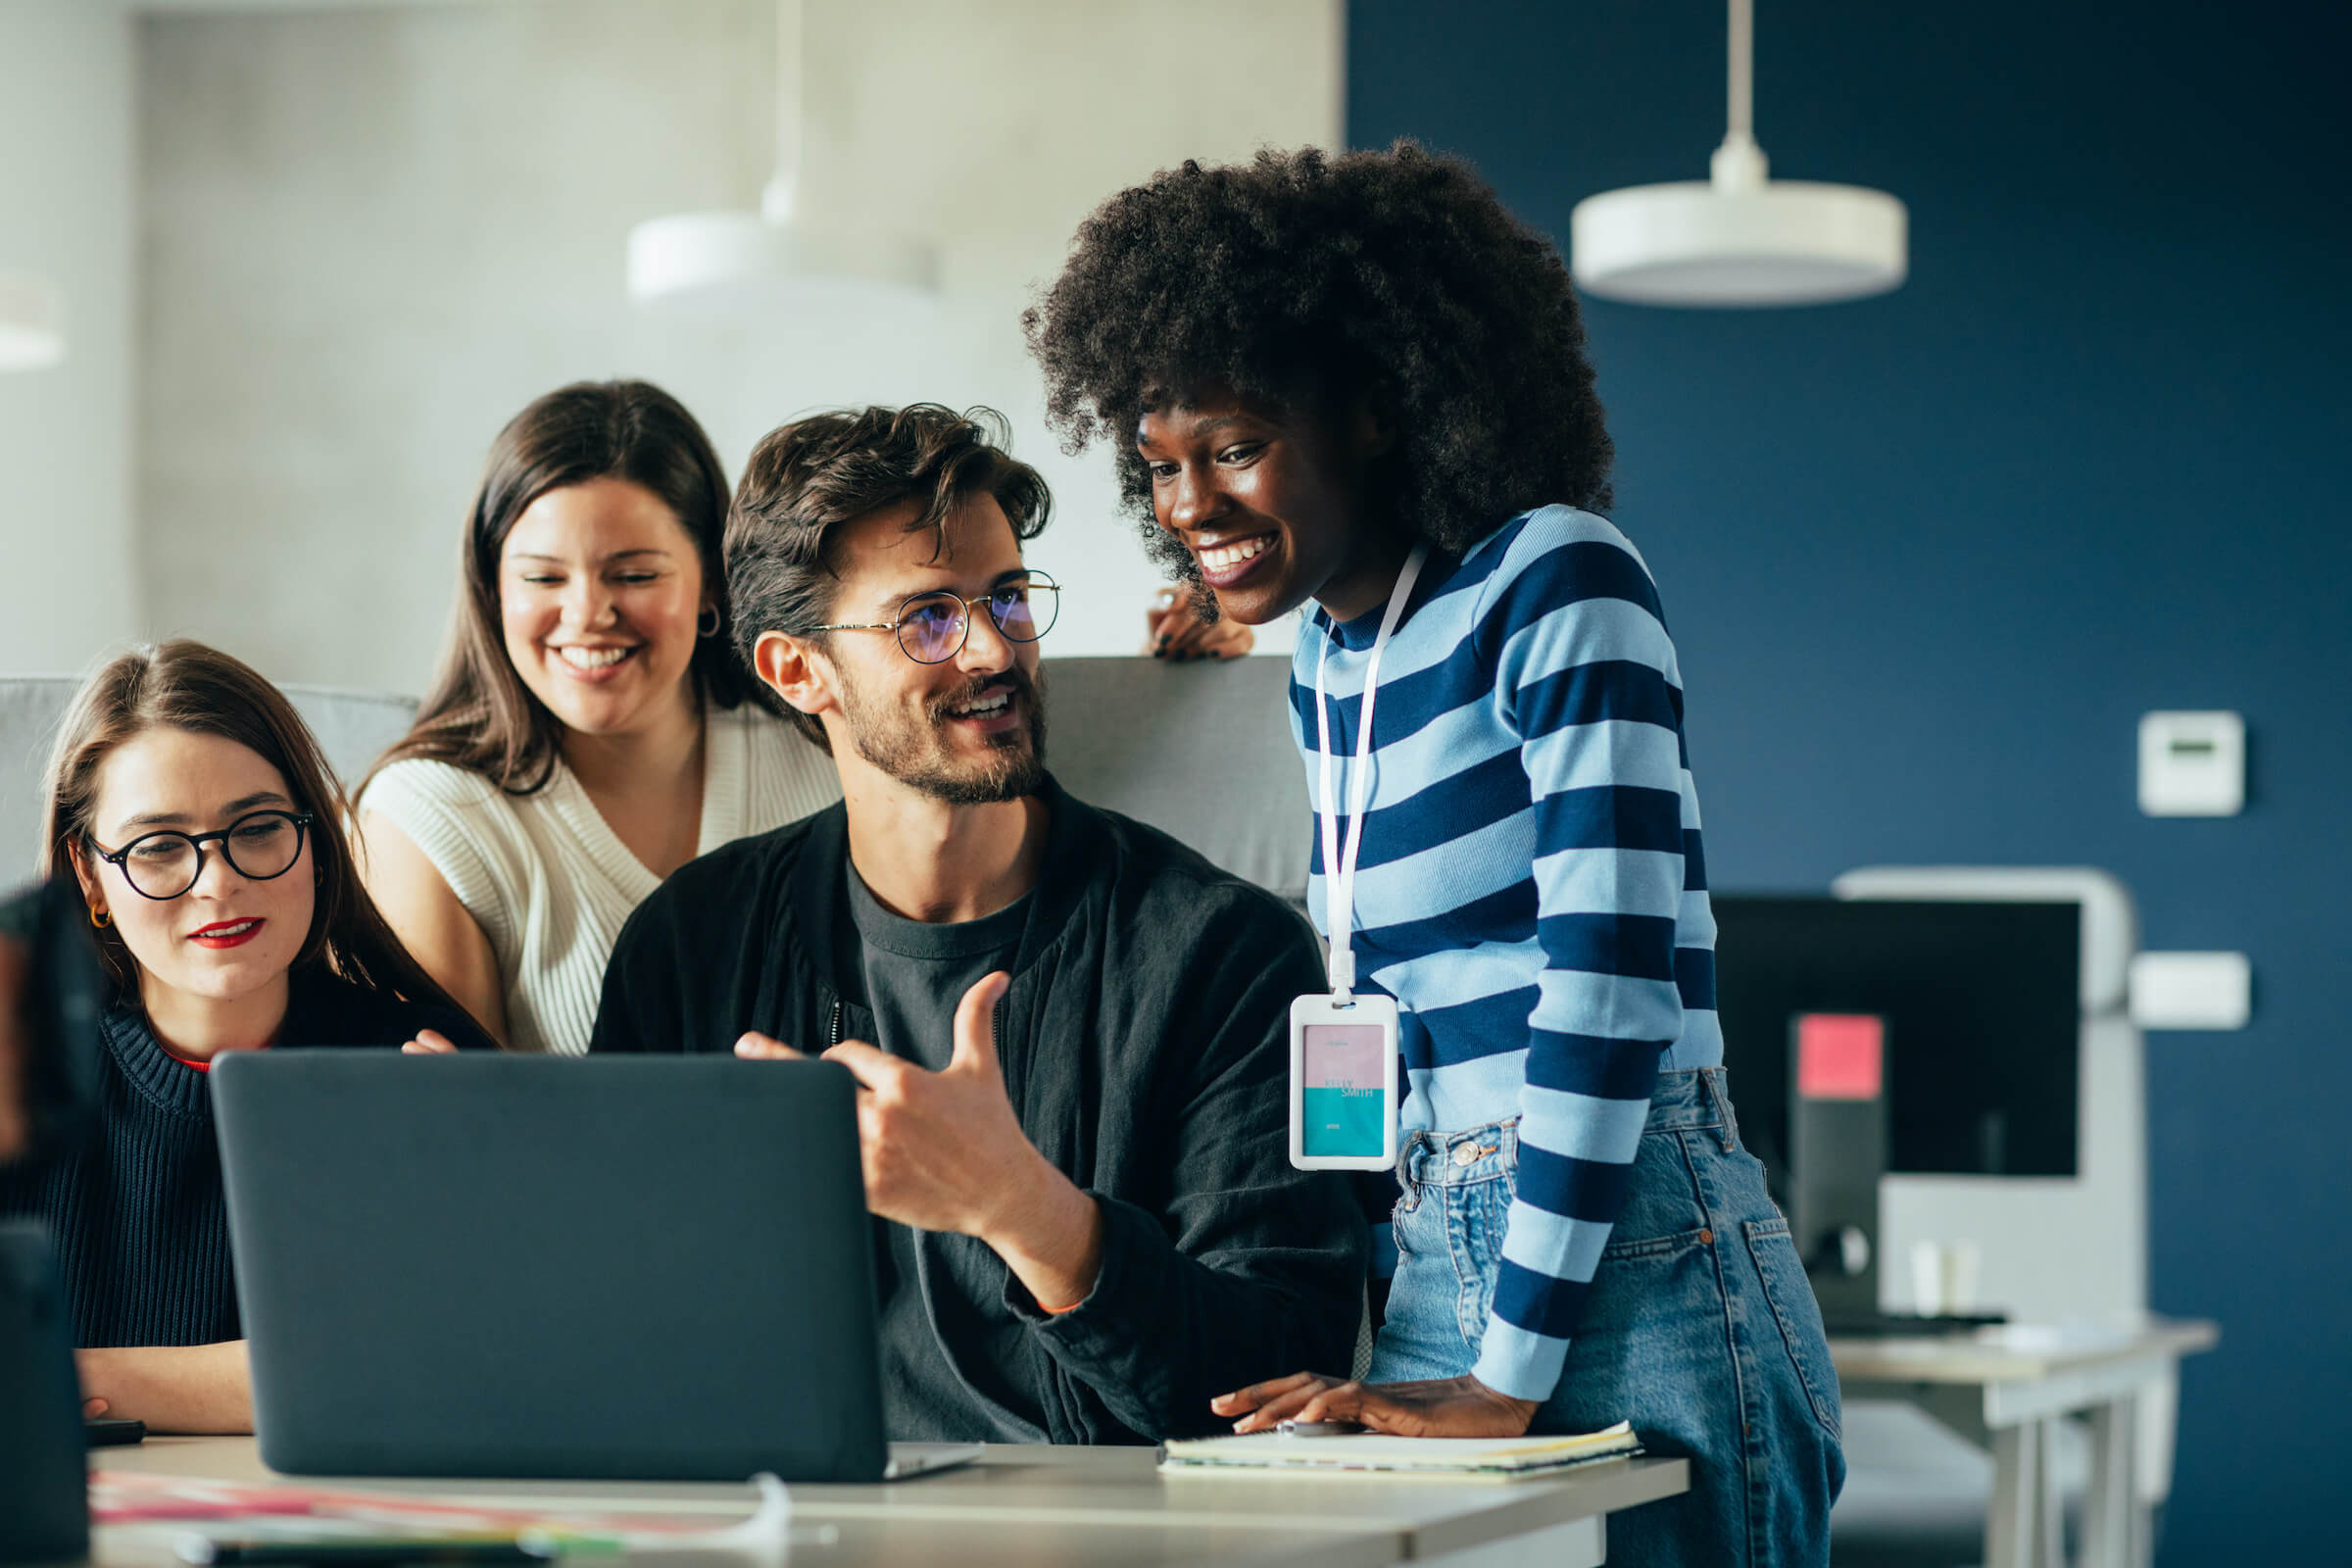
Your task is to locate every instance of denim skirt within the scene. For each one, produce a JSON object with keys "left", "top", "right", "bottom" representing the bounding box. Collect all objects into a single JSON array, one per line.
[{"left": 1366, "top": 1067, "right": 1846, "bottom": 1566}]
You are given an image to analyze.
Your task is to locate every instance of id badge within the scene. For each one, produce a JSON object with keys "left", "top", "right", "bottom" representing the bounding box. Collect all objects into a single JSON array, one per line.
[{"left": 1289, "top": 992, "right": 1400, "bottom": 1171}]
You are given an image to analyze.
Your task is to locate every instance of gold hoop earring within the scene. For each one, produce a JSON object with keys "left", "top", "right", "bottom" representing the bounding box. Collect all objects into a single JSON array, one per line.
[{"left": 89, "top": 906, "right": 111, "bottom": 929}]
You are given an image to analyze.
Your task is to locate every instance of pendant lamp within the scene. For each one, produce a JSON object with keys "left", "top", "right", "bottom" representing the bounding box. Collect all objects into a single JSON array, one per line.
[
  {"left": 626, "top": 0, "right": 938, "bottom": 311},
  {"left": 1570, "top": 0, "right": 1905, "bottom": 307},
  {"left": 0, "top": 270, "right": 65, "bottom": 371}
]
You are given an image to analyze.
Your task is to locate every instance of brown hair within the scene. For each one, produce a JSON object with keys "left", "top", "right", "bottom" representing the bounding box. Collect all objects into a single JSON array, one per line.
[
  {"left": 726, "top": 404, "right": 1052, "bottom": 750},
  {"left": 42, "top": 639, "right": 464, "bottom": 1007},
  {"left": 369, "top": 379, "right": 760, "bottom": 797}
]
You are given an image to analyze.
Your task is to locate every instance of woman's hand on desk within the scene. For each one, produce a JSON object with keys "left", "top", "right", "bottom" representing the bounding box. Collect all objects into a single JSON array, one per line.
[
  {"left": 401, "top": 1030, "right": 460, "bottom": 1054},
  {"left": 1211, "top": 1370, "right": 1541, "bottom": 1438},
  {"left": 75, "top": 1342, "right": 254, "bottom": 1434}
]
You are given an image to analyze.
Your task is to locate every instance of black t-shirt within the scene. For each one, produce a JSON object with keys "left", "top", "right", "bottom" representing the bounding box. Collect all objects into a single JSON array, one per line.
[
  {"left": 847, "top": 869, "right": 1027, "bottom": 1074},
  {"left": 0, "top": 965, "right": 487, "bottom": 1348},
  {"left": 845, "top": 869, "right": 1040, "bottom": 1442}
]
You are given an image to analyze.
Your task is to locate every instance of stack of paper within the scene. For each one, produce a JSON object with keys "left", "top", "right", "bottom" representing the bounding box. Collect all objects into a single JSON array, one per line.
[{"left": 1159, "top": 1420, "right": 1640, "bottom": 1481}]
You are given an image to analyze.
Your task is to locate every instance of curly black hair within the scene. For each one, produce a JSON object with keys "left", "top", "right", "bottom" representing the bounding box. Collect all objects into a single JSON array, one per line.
[{"left": 1024, "top": 140, "right": 1612, "bottom": 579}]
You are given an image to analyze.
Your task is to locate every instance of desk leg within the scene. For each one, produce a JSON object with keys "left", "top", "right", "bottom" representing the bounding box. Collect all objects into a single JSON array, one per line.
[
  {"left": 2081, "top": 1394, "right": 2148, "bottom": 1568},
  {"left": 1986, "top": 1417, "right": 2063, "bottom": 1568}
]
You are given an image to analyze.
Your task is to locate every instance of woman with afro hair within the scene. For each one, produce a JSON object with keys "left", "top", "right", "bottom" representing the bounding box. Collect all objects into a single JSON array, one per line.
[{"left": 1028, "top": 142, "right": 1842, "bottom": 1563}]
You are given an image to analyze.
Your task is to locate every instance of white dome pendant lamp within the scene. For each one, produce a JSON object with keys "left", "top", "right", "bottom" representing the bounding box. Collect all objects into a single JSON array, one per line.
[
  {"left": 1571, "top": 0, "right": 1906, "bottom": 307},
  {"left": 0, "top": 270, "right": 66, "bottom": 371},
  {"left": 626, "top": 0, "right": 938, "bottom": 312}
]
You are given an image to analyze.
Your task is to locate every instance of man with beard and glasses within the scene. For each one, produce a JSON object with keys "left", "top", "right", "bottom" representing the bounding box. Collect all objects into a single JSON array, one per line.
[{"left": 590, "top": 404, "right": 1364, "bottom": 1446}]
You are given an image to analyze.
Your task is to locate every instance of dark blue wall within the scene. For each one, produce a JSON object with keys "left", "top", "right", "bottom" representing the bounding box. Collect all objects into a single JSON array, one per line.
[{"left": 1348, "top": 0, "right": 2349, "bottom": 1556}]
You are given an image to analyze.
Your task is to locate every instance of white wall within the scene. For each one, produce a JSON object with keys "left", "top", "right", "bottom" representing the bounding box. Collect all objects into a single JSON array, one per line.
[
  {"left": 0, "top": 0, "right": 140, "bottom": 675},
  {"left": 137, "top": 0, "right": 1343, "bottom": 691}
]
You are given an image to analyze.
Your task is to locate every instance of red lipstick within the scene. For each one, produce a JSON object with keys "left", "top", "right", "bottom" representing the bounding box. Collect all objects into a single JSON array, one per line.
[{"left": 189, "top": 917, "right": 266, "bottom": 951}]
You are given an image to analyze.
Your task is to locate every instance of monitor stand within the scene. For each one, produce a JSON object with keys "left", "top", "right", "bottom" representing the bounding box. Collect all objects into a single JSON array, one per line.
[
  {"left": 1786, "top": 1014, "right": 2008, "bottom": 1338},
  {"left": 1787, "top": 1013, "right": 1886, "bottom": 1324}
]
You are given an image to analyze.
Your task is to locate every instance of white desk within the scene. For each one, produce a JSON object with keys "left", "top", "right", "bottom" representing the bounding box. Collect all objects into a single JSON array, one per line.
[
  {"left": 92, "top": 1438, "right": 1690, "bottom": 1568},
  {"left": 1829, "top": 1316, "right": 2217, "bottom": 1568}
]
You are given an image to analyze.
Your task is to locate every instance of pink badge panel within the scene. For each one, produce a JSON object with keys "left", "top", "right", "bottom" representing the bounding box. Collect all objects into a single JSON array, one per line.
[{"left": 1302, "top": 1023, "right": 1388, "bottom": 1091}]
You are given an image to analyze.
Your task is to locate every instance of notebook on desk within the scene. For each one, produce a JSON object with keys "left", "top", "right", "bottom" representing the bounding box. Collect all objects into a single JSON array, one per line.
[{"left": 1160, "top": 1421, "right": 1640, "bottom": 1480}]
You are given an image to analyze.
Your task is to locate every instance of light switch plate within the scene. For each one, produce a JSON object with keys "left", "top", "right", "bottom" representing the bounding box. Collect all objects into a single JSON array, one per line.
[
  {"left": 2138, "top": 711, "right": 2244, "bottom": 815},
  {"left": 2129, "top": 951, "right": 2252, "bottom": 1030}
]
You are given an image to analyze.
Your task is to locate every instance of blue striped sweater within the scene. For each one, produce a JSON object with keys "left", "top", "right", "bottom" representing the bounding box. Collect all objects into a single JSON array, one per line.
[{"left": 1290, "top": 506, "right": 1722, "bottom": 1402}]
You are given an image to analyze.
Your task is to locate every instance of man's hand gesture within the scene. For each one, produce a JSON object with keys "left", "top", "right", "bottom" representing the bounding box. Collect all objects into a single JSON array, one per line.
[{"left": 735, "top": 972, "right": 1104, "bottom": 1310}]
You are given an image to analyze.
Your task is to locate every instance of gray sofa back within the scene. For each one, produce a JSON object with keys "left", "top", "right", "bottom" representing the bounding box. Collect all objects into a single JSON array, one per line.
[
  {"left": 1, "top": 657, "right": 1311, "bottom": 903},
  {"left": 0, "top": 678, "right": 418, "bottom": 882}
]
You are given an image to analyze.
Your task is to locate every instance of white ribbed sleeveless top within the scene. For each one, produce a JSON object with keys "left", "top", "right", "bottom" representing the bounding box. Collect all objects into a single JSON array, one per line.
[{"left": 359, "top": 705, "right": 841, "bottom": 1055}]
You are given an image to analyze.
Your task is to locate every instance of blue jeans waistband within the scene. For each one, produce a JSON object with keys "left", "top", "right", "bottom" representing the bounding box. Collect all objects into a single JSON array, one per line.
[{"left": 1398, "top": 1066, "right": 1738, "bottom": 1188}]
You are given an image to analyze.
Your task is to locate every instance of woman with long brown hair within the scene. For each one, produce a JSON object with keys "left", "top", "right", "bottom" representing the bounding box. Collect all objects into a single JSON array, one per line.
[
  {"left": 0, "top": 640, "right": 487, "bottom": 1433},
  {"left": 358, "top": 380, "right": 842, "bottom": 1055},
  {"left": 362, "top": 379, "right": 1249, "bottom": 1057}
]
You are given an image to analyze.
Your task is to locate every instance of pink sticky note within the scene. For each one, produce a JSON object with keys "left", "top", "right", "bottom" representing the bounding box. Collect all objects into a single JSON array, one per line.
[
  {"left": 94, "top": 1495, "right": 316, "bottom": 1523},
  {"left": 1796, "top": 1013, "right": 1884, "bottom": 1101}
]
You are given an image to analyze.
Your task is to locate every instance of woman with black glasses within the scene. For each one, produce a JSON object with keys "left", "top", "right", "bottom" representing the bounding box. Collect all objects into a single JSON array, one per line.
[{"left": 0, "top": 640, "right": 487, "bottom": 1432}]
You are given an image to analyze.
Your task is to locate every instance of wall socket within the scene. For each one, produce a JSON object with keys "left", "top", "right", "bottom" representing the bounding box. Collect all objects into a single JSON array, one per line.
[{"left": 2129, "top": 952, "right": 2252, "bottom": 1030}]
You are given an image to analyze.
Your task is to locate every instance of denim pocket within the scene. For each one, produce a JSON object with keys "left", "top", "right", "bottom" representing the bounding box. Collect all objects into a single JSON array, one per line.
[
  {"left": 1392, "top": 1177, "right": 1439, "bottom": 1262},
  {"left": 1440, "top": 1171, "right": 1510, "bottom": 1339},
  {"left": 1741, "top": 1217, "right": 1843, "bottom": 1442}
]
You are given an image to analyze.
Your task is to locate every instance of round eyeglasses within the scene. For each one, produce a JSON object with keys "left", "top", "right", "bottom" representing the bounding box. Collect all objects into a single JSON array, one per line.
[
  {"left": 811, "top": 570, "right": 1060, "bottom": 665},
  {"left": 86, "top": 809, "right": 316, "bottom": 902}
]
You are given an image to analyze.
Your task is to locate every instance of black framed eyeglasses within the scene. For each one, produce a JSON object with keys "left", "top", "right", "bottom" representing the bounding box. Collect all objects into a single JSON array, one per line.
[
  {"left": 86, "top": 810, "right": 316, "bottom": 902},
  {"left": 811, "top": 570, "right": 1061, "bottom": 665}
]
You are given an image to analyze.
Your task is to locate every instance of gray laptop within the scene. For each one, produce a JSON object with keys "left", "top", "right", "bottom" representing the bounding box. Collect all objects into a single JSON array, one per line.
[{"left": 213, "top": 1052, "right": 979, "bottom": 1483}]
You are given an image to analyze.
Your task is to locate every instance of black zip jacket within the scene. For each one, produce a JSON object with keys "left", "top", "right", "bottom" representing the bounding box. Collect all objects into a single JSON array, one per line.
[{"left": 589, "top": 776, "right": 1366, "bottom": 1444}]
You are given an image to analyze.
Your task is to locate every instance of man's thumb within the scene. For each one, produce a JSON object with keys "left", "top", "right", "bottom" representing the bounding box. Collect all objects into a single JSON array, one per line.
[{"left": 950, "top": 971, "right": 1011, "bottom": 1074}]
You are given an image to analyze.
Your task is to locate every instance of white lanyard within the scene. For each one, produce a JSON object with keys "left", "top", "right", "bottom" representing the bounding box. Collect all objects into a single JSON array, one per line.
[{"left": 1312, "top": 544, "right": 1428, "bottom": 1003}]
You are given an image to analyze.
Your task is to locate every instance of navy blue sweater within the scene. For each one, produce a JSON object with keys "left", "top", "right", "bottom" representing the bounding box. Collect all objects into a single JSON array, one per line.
[{"left": 0, "top": 968, "right": 483, "bottom": 1348}]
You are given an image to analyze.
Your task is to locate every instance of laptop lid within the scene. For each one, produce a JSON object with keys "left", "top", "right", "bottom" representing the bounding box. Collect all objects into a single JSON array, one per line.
[{"left": 213, "top": 1053, "right": 888, "bottom": 1483}]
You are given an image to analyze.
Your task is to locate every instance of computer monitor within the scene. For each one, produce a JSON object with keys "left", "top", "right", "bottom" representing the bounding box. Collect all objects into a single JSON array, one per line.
[{"left": 1710, "top": 895, "right": 2081, "bottom": 1191}]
